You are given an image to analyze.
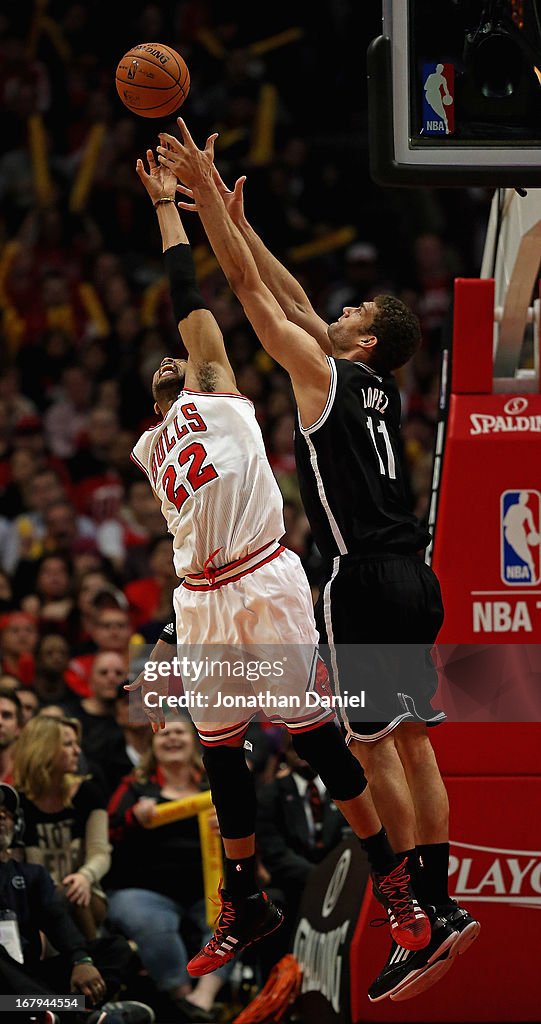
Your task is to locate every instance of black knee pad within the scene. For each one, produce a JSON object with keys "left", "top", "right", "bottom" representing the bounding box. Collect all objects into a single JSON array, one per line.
[
  {"left": 202, "top": 745, "right": 257, "bottom": 839},
  {"left": 292, "top": 722, "right": 367, "bottom": 801}
]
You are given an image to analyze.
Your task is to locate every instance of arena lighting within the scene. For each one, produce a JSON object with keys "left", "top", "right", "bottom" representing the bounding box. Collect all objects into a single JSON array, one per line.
[{"left": 368, "top": 0, "right": 541, "bottom": 185}]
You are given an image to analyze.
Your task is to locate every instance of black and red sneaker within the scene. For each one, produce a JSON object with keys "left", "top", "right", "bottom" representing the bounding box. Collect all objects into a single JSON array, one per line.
[
  {"left": 372, "top": 857, "right": 431, "bottom": 950},
  {"left": 187, "top": 888, "right": 284, "bottom": 977}
]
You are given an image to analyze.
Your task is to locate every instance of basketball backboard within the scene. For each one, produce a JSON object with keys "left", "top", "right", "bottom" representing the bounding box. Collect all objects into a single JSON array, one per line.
[{"left": 368, "top": 0, "right": 541, "bottom": 186}]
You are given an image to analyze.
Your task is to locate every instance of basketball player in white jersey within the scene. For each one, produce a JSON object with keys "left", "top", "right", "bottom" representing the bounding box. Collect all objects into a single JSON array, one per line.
[{"left": 129, "top": 145, "right": 430, "bottom": 978}]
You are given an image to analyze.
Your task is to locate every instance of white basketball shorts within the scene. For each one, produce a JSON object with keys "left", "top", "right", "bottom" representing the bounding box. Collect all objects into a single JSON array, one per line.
[{"left": 172, "top": 540, "right": 336, "bottom": 745}]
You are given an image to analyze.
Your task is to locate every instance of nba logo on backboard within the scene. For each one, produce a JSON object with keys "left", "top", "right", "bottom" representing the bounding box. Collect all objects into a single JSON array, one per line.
[
  {"left": 501, "top": 490, "right": 541, "bottom": 585},
  {"left": 421, "top": 63, "right": 455, "bottom": 136}
]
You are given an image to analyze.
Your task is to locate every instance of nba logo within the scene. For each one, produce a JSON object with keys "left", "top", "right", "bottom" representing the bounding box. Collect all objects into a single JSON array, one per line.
[
  {"left": 501, "top": 490, "right": 541, "bottom": 585},
  {"left": 421, "top": 63, "right": 455, "bottom": 136}
]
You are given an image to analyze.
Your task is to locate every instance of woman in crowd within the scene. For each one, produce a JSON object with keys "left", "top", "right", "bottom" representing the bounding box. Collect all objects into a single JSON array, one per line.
[
  {"left": 106, "top": 716, "right": 232, "bottom": 1024},
  {"left": 12, "top": 714, "right": 110, "bottom": 940}
]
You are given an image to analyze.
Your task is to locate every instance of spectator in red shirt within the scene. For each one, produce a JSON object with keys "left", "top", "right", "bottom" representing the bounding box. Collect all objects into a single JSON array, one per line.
[
  {"left": 124, "top": 536, "right": 176, "bottom": 631},
  {"left": 0, "top": 612, "right": 38, "bottom": 686}
]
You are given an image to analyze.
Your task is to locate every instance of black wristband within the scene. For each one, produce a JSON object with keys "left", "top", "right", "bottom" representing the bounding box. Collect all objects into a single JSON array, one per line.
[
  {"left": 164, "top": 243, "right": 208, "bottom": 325},
  {"left": 159, "top": 619, "right": 177, "bottom": 645}
]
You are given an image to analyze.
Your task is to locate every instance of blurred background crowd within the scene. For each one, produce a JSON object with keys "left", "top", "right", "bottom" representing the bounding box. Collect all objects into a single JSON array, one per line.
[{"left": 0, "top": 1, "right": 493, "bottom": 1022}]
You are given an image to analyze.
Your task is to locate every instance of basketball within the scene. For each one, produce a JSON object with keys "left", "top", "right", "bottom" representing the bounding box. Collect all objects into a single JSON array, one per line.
[{"left": 115, "top": 43, "right": 190, "bottom": 118}]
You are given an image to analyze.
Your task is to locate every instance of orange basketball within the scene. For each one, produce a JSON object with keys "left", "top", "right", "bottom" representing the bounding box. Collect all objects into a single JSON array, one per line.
[{"left": 115, "top": 43, "right": 190, "bottom": 118}]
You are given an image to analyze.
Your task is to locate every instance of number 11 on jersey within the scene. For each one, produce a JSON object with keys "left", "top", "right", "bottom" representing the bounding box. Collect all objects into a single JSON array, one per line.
[{"left": 366, "top": 416, "right": 396, "bottom": 479}]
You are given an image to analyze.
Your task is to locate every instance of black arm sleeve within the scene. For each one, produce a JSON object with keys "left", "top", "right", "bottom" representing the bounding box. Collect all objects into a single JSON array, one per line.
[{"left": 164, "top": 243, "right": 208, "bottom": 324}]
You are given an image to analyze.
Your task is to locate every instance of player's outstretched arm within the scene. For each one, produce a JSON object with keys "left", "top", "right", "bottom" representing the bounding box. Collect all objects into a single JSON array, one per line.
[
  {"left": 178, "top": 167, "right": 331, "bottom": 354},
  {"left": 136, "top": 147, "right": 236, "bottom": 390},
  {"left": 157, "top": 121, "right": 330, "bottom": 428}
]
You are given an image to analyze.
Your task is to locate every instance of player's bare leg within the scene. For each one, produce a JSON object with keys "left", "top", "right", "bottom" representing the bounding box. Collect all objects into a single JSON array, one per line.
[
  {"left": 394, "top": 722, "right": 449, "bottom": 846},
  {"left": 349, "top": 734, "right": 418, "bottom": 852}
]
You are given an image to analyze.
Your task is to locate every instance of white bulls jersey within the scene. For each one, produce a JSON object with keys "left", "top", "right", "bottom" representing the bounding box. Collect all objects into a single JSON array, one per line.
[{"left": 131, "top": 389, "right": 285, "bottom": 577}]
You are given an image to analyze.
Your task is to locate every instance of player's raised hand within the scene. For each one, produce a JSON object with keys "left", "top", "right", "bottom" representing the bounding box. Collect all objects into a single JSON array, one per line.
[
  {"left": 177, "top": 170, "right": 247, "bottom": 221},
  {"left": 135, "top": 147, "right": 177, "bottom": 206},
  {"left": 213, "top": 167, "right": 247, "bottom": 223},
  {"left": 157, "top": 118, "right": 219, "bottom": 189}
]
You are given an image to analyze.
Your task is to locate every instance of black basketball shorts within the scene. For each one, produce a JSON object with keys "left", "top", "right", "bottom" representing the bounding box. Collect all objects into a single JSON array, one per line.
[{"left": 315, "top": 553, "right": 446, "bottom": 742}]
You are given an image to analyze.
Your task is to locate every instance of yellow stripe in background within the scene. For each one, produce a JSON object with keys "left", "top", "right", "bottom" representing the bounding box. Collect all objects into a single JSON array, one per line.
[
  {"left": 249, "top": 84, "right": 278, "bottom": 167},
  {"left": 70, "top": 123, "right": 106, "bottom": 213},
  {"left": 198, "top": 810, "right": 224, "bottom": 927},
  {"left": 289, "top": 226, "right": 357, "bottom": 264},
  {"left": 249, "top": 27, "right": 303, "bottom": 57},
  {"left": 28, "top": 115, "right": 53, "bottom": 207},
  {"left": 141, "top": 277, "right": 167, "bottom": 327},
  {"left": 144, "top": 791, "right": 223, "bottom": 928},
  {"left": 78, "top": 283, "right": 110, "bottom": 338},
  {"left": 195, "top": 28, "right": 227, "bottom": 60},
  {"left": 145, "top": 791, "right": 214, "bottom": 827}
]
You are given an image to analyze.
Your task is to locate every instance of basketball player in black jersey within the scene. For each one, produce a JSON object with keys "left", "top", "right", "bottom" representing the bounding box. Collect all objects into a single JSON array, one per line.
[{"left": 157, "top": 120, "right": 480, "bottom": 1002}]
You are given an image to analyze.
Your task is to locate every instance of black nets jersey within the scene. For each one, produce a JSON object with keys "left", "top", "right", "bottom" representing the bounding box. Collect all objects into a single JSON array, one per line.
[{"left": 294, "top": 357, "right": 430, "bottom": 560}]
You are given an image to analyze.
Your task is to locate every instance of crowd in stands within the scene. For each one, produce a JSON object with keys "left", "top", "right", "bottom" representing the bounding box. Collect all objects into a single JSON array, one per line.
[{"left": 0, "top": 2, "right": 493, "bottom": 1021}]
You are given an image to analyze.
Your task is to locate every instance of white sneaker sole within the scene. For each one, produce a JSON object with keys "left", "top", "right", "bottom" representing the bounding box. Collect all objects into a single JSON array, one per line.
[
  {"left": 390, "top": 948, "right": 456, "bottom": 1001},
  {"left": 368, "top": 931, "right": 458, "bottom": 1003},
  {"left": 450, "top": 920, "right": 481, "bottom": 956}
]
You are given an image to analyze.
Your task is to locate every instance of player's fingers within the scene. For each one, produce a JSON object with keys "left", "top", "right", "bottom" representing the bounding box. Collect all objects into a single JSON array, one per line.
[
  {"left": 212, "top": 164, "right": 231, "bottom": 192},
  {"left": 204, "top": 132, "right": 219, "bottom": 159},
  {"left": 158, "top": 131, "right": 182, "bottom": 151},
  {"left": 146, "top": 148, "right": 158, "bottom": 169},
  {"left": 176, "top": 117, "right": 197, "bottom": 149},
  {"left": 176, "top": 183, "right": 194, "bottom": 196},
  {"left": 233, "top": 175, "right": 247, "bottom": 198},
  {"left": 123, "top": 678, "right": 142, "bottom": 691},
  {"left": 177, "top": 200, "right": 199, "bottom": 212},
  {"left": 135, "top": 159, "right": 148, "bottom": 180}
]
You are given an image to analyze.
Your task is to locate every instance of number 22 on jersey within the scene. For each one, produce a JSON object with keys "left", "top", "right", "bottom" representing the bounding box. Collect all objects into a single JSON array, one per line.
[{"left": 163, "top": 441, "right": 219, "bottom": 512}]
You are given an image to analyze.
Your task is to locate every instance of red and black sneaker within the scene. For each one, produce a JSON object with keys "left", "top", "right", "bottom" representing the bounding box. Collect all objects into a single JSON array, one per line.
[
  {"left": 372, "top": 857, "right": 431, "bottom": 951},
  {"left": 187, "top": 888, "right": 284, "bottom": 977}
]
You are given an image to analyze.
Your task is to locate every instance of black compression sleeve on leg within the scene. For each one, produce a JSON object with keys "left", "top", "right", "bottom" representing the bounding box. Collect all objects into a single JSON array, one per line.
[
  {"left": 202, "top": 745, "right": 257, "bottom": 839},
  {"left": 163, "top": 243, "right": 208, "bottom": 324},
  {"left": 292, "top": 722, "right": 367, "bottom": 801}
]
